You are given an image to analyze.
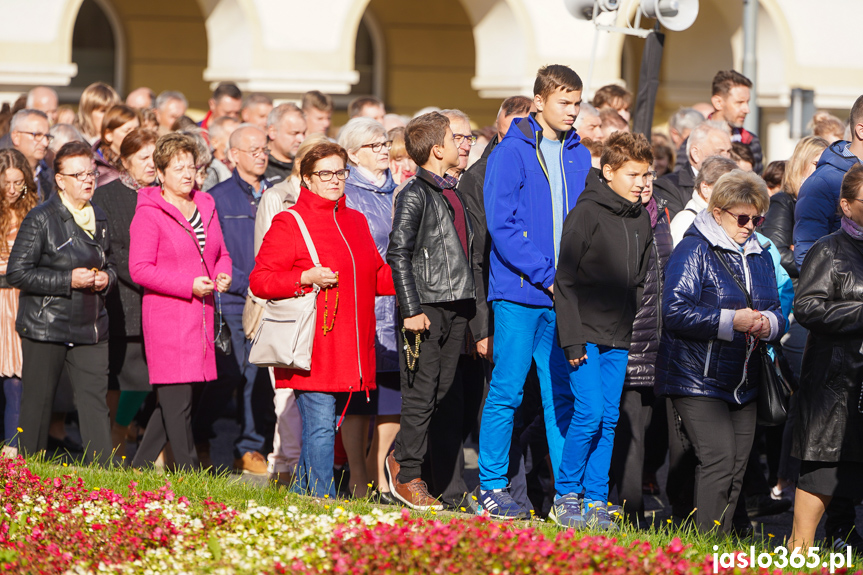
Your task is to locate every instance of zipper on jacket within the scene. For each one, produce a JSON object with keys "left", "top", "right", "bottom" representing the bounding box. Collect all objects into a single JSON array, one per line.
[
  {"left": 521, "top": 231, "right": 527, "bottom": 288},
  {"left": 430, "top": 196, "right": 454, "bottom": 299},
  {"left": 613, "top": 219, "right": 632, "bottom": 346},
  {"left": 703, "top": 340, "right": 713, "bottom": 377},
  {"left": 332, "top": 205, "right": 364, "bottom": 388},
  {"left": 653, "top": 235, "right": 662, "bottom": 339},
  {"left": 535, "top": 132, "right": 560, "bottom": 268},
  {"left": 422, "top": 247, "right": 430, "bottom": 281}
]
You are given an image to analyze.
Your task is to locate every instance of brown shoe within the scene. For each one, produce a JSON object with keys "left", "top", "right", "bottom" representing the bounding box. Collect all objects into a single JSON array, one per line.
[
  {"left": 234, "top": 451, "right": 268, "bottom": 476},
  {"left": 385, "top": 452, "right": 442, "bottom": 511}
]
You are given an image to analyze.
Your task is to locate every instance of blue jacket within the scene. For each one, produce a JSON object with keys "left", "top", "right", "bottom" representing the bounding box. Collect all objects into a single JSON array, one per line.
[
  {"left": 210, "top": 170, "right": 271, "bottom": 314},
  {"left": 484, "top": 114, "right": 591, "bottom": 307},
  {"left": 656, "top": 211, "right": 785, "bottom": 405},
  {"left": 344, "top": 167, "right": 399, "bottom": 373},
  {"left": 793, "top": 141, "right": 861, "bottom": 268}
]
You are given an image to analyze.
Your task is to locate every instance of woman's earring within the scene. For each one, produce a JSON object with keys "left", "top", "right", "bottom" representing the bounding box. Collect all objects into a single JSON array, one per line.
[{"left": 21, "top": 184, "right": 27, "bottom": 196}]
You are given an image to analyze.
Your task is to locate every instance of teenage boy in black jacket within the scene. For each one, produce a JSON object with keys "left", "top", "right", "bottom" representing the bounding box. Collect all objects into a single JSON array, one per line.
[
  {"left": 385, "top": 112, "right": 475, "bottom": 511},
  {"left": 552, "top": 131, "right": 654, "bottom": 529}
]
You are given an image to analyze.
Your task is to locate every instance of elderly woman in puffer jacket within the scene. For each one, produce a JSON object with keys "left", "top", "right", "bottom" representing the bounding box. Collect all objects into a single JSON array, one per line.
[{"left": 656, "top": 170, "right": 785, "bottom": 534}]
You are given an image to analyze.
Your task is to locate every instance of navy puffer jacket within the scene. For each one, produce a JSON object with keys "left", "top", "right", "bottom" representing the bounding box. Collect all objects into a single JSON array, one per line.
[{"left": 656, "top": 210, "right": 785, "bottom": 404}]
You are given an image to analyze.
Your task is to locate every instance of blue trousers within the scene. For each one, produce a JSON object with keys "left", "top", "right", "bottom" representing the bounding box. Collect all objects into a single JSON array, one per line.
[
  {"left": 292, "top": 390, "right": 345, "bottom": 498},
  {"left": 556, "top": 343, "right": 629, "bottom": 501},
  {"left": 478, "top": 301, "right": 574, "bottom": 490}
]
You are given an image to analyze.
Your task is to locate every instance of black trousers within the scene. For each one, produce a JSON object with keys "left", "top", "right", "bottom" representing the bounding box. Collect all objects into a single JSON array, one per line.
[
  {"left": 132, "top": 382, "right": 204, "bottom": 470},
  {"left": 610, "top": 387, "right": 654, "bottom": 526},
  {"left": 394, "top": 301, "right": 472, "bottom": 483},
  {"left": 672, "top": 396, "right": 757, "bottom": 533},
  {"left": 19, "top": 338, "right": 111, "bottom": 464}
]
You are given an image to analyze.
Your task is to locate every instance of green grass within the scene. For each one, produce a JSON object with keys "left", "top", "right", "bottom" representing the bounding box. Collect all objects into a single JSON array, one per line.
[{"left": 26, "top": 456, "right": 817, "bottom": 566}]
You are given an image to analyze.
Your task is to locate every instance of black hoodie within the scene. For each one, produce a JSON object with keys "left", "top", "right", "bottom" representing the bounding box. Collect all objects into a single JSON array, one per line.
[{"left": 554, "top": 169, "right": 653, "bottom": 360}]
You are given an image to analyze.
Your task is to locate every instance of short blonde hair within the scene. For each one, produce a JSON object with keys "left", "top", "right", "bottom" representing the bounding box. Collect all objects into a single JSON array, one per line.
[
  {"left": 708, "top": 169, "right": 770, "bottom": 214},
  {"left": 389, "top": 127, "right": 407, "bottom": 159},
  {"left": 77, "top": 82, "right": 120, "bottom": 138},
  {"left": 290, "top": 133, "right": 329, "bottom": 178},
  {"left": 153, "top": 132, "right": 198, "bottom": 173}
]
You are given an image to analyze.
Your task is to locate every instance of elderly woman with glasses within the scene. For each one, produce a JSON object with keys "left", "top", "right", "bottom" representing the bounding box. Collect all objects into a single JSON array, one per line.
[
  {"left": 337, "top": 117, "right": 400, "bottom": 501},
  {"left": 250, "top": 141, "right": 396, "bottom": 498},
  {"left": 656, "top": 169, "right": 785, "bottom": 533},
  {"left": 6, "top": 141, "right": 117, "bottom": 464}
]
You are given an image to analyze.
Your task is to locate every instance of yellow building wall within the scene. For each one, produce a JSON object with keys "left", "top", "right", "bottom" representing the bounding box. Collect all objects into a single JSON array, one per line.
[{"left": 366, "top": 0, "right": 501, "bottom": 127}]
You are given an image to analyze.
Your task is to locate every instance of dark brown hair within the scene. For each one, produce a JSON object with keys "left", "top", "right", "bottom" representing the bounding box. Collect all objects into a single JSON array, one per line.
[
  {"left": 730, "top": 142, "right": 755, "bottom": 167},
  {"left": 53, "top": 140, "right": 94, "bottom": 176},
  {"left": 534, "top": 65, "right": 583, "bottom": 100},
  {"left": 299, "top": 142, "right": 349, "bottom": 185},
  {"left": 100, "top": 104, "right": 140, "bottom": 143},
  {"left": 599, "top": 107, "right": 628, "bottom": 130},
  {"left": 500, "top": 95, "right": 532, "bottom": 117},
  {"left": 600, "top": 131, "right": 653, "bottom": 171},
  {"left": 348, "top": 96, "right": 384, "bottom": 119},
  {"left": 404, "top": 112, "right": 450, "bottom": 166},
  {"left": 153, "top": 132, "right": 198, "bottom": 173},
  {"left": 212, "top": 81, "right": 241, "bottom": 102},
  {"left": 0, "top": 148, "right": 38, "bottom": 257},
  {"left": 120, "top": 128, "right": 158, "bottom": 160},
  {"left": 712, "top": 70, "right": 752, "bottom": 97},
  {"left": 762, "top": 160, "right": 786, "bottom": 190},
  {"left": 851, "top": 94, "right": 863, "bottom": 142},
  {"left": 840, "top": 164, "right": 863, "bottom": 203},
  {"left": 593, "top": 84, "right": 632, "bottom": 111}
]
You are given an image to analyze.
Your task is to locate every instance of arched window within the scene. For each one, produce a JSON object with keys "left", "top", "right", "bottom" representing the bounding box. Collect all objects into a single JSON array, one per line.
[
  {"left": 349, "top": 13, "right": 384, "bottom": 99},
  {"left": 70, "top": 0, "right": 118, "bottom": 89}
]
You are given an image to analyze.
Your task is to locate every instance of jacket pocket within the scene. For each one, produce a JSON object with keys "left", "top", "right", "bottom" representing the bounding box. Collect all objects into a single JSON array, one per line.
[
  {"left": 422, "top": 247, "right": 430, "bottom": 283},
  {"left": 703, "top": 339, "right": 714, "bottom": 378}
]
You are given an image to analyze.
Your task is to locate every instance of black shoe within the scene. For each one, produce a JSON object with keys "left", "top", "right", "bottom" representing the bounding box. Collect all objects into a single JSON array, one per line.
[
  {"left": 47, "top": 435, "right": 84, "bottom": 454},
  {"left": 828, "top": 525, "right": 863, "bottom": 556},
  {"left": 732, "top": 522, "right": 755, "bottom": 540},
  {"left": 745, "top": 494, "right": 792, "bottom": 518},
  {"left": 373, "top": 490, "right": 398, "bottom": 506}
]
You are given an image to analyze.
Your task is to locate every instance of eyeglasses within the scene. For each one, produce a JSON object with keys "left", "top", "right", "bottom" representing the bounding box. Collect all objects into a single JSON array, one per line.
[
  {"left": 360, "top": 141, "right": 392, "bottom": 153},
  {"left": 643, "top": 170, "right": 657, "bottom": 184},
  {"left": 59, "top": 169, "right": 99, "bottom": 182},
  {"left": 722, "top": 208, "right": 765, "bottom": 228},
  {"left": 452, "top": 133, "right": 478, "bottom": 146},
  {"left": 3, "top": 179, "right": 27, "bottom": 192},
  {"left": 236, "top": 146, "right": 270, "bottom": 158},
  {"left": 16, "top": 131, "right": 54, "bottom": 143},
  {"left": 312, "top": 168, "right": 350, "bottom": 182}
]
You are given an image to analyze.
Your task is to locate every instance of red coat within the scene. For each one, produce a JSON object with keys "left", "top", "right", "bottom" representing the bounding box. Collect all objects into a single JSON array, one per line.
[{"left": 249, "top": 188, "right": 395, "bottom": 394}]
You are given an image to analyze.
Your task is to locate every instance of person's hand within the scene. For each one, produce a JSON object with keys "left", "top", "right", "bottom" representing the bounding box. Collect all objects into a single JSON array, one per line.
[
  {"left": 547, "top": 284, "right": 554, "bottom": 295},
  {"left": 569, "top": 354, "right": 588, "bottom": 367},
  {"left": 755, "top": 313, "right": 772, "bottom": 339},
  {"left": 93, "top": 271, "right": 109, "bottom": 292},
  {"left": 215, "top": 273, "right": 231, "bottom": 293},
  {"left": 300, "top": 267, "right": 339, "bottom": 289},
  {"left": 71, "top": 268, "right": 95, "bottom": 289},
  {"left": 476, "top": 336, "right": 493, "bottom": 361},
  {"left": 732, "top": 308, "right": 762, "bottom": 333},
  {"left": 193, "top": 276, "right": 215, "bottom": 298},
  {"left": 404, "top": 313, "right": 431, "bottom": 334}
]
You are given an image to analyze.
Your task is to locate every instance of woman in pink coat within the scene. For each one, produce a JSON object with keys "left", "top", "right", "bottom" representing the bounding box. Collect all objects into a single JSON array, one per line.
[{"left": 129, "top": 133, "right": 232, "bottom": 470}]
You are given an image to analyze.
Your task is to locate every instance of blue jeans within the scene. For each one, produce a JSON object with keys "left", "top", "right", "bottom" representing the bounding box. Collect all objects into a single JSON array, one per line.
[
  {"left": 292, "top": 390, "right": 344, "bottom": 498},
  {"left": 478, "top": 301, "right": 574, "bottom": 491},
  {"left": 556, "top": 343, "right": 629, "bottom": 501}
]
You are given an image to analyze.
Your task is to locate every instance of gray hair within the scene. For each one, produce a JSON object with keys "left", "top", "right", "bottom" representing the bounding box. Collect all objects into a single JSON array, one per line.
[
  {"left": 155, "top": 90, "right": 188, "bottom": 110},
  {"left": 266, "top": 102, "right": 303, "bottom": 129},
  {"left": 440, "top": 109, "right": 471, "bottom": 127},
  {"left": 180, "top": 127, "right": 212, "bottom": 167},
  {"left": 10, "top": 108, "right": 48, "bottom": 132},
  {"left": 670, "top": 107, "right": 705, "bottom": 134},
  {"left": 26, "top": 86, "right": 58, "bottom": 108},
  {"left": 243, "top": 92, "right": 273, "bottom": 109},
  {"left": 575, "top": 102, "right": 599, "bottom": 130},
  {"left": 687, "top": 120, "right": 731, "bottom": 159},
  {"left": 228, "top": 122, "right": 267, "bottom": 149},
  {"left": 48, "top": 123, "right": 85, "bottom": 152},
  {"left": 694, "top": 155, "right": 738, "bottom": 190},
  {"left": 338, "top": 117, "right": 387, "bottom": 157}
]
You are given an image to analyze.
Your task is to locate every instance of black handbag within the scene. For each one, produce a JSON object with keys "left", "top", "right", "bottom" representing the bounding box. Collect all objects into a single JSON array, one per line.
[
  {"left": 214, "top": 291, "right": 232, "bottom": 356},
  {"left": 711, "top": 247, "right": 795, "bottom": 426}
]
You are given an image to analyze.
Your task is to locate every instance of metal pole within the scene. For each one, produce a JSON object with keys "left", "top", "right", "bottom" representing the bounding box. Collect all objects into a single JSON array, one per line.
[{"left": 742, "top": 0, "right": 759, "bottom": 133}]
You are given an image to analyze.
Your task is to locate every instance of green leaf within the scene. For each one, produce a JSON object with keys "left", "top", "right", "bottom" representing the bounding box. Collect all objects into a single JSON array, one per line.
[{"left": 207, "top": 533, "right": 222, "bottom": 561}]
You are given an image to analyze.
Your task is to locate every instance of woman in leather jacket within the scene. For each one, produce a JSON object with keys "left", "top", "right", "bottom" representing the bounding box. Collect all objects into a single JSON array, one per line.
[
  {"left": 789, "top": 164, "right": 863, "bottom": 551},
  {"left": 7, "top": 141, "right": 117, "bottom": 464},
  {"left": 656, "top": 170, "right": 784, "bottom": 533}
]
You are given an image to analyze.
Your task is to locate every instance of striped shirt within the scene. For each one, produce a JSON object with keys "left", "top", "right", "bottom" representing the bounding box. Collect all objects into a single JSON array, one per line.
[{"left": 187, "top": 208, "right": 206, "bottom": 251}]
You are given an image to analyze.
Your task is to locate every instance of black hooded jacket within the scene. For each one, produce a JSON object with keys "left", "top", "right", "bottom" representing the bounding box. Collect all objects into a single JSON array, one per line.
[{"left": 554, "top": 170, "right": 653, "bottom": 360}]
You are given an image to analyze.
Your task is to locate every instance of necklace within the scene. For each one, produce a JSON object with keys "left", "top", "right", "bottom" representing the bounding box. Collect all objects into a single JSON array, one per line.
[
  {"left": 322, "top": 286, "right": 339, "bottom": 335},
  {"left": 402, "top": 327, "right": 421, "bottom": 371}
]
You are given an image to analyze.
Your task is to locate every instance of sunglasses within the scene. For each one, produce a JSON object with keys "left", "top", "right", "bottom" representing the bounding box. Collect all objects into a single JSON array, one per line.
[{"left": 722, "top": 208, "right": 765, "bottom": 228}]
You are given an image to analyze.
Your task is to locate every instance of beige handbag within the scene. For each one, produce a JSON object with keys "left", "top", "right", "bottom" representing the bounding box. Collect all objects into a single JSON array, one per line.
[
  {"left": 241, "top": 293, "right": 266, "bottom": 339},
  {"left": 248, "top": 210, "right": 320, "bottom": 370}
]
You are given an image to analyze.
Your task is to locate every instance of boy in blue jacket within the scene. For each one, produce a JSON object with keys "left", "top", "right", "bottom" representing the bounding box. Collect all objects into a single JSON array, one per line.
[{"left": 477, "top": 65, "right": 591, "bottom": 519}]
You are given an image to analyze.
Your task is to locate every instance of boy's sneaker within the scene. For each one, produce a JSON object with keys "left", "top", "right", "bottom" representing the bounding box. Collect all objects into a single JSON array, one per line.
[
  {"left": 584, "top": 499, "right": 618, "bottom": 531},
  {"left": 477, "top": 488, "right": 531, "bottom": 520},
  {"left": 548, "top": 493, "right": 586, "bottom": 529}
]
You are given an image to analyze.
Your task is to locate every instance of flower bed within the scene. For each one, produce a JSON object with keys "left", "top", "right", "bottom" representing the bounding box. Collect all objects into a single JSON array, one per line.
[{"left": 0, "top": 456, "right": 859, "bottom": 574}]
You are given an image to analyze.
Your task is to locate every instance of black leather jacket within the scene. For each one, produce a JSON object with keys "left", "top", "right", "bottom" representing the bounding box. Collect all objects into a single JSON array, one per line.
[
  {"left": 793, "top": 229, "right": 863, "bottom": 463},
  {"left": 388, "top": 168, "right": 475, "bottom": 319},
  {"left": 760, "top": 190, "right": 797, "bottom": 281},
  {"left": 7, "top": 193, "right": 117, "bottom": 344}
]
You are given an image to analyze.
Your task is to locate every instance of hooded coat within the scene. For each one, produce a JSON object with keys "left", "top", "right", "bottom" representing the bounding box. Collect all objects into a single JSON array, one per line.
[
  {"left": 656, "top": 210, "right": 785, "bottom": 405},
  {"left": 129, "top": 187, "right": 232, "bottom": 384},
  {"left": 554, "top": 169, "right": 653, "bottom": 361}
]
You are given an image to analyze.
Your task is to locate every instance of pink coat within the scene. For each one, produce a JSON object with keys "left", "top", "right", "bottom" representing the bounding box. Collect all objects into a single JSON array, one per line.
[{"left": 129, "top": 187, "right": 232, "bottom": 384}]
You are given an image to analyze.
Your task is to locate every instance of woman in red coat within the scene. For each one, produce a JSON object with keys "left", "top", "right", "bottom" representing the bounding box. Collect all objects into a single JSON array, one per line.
[{"left": 250, "top": 142, "right": 395, "bottom": 498}]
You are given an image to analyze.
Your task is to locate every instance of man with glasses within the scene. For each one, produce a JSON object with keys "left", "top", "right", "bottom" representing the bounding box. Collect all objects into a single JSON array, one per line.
[
  {"left": 441, "top": 110, "right": 475, "bottom": 179},
  {"left": 7, "top": 109, "right": 55, "bottom": 199},
  {"left": 204, "top": 124, "right": 274, "bottom": 476},
  {"left": 265, "top": 103, "right": 306, "bottom": 186}
]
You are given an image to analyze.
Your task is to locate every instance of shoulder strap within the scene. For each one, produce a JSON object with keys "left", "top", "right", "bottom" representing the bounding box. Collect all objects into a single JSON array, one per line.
[
  {"left": 286, "top": 209, "right": 321, "bottom": 267},
  {"left": 685, "top": 208, "right": 699, "bottom": 215},
  {"left": 711, "top": 245, "right": 752, "bottom": 308}
]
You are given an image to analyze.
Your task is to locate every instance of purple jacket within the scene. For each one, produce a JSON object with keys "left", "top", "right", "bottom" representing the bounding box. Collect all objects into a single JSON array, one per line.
[{"left": 129, "top": 187, "right": 232, "bottom": 384}]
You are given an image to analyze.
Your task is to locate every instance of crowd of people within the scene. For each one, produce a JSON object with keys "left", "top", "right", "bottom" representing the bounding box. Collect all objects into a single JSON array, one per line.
[{"left": 0, "top": 64, "right": 861, "bottom": 552}]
